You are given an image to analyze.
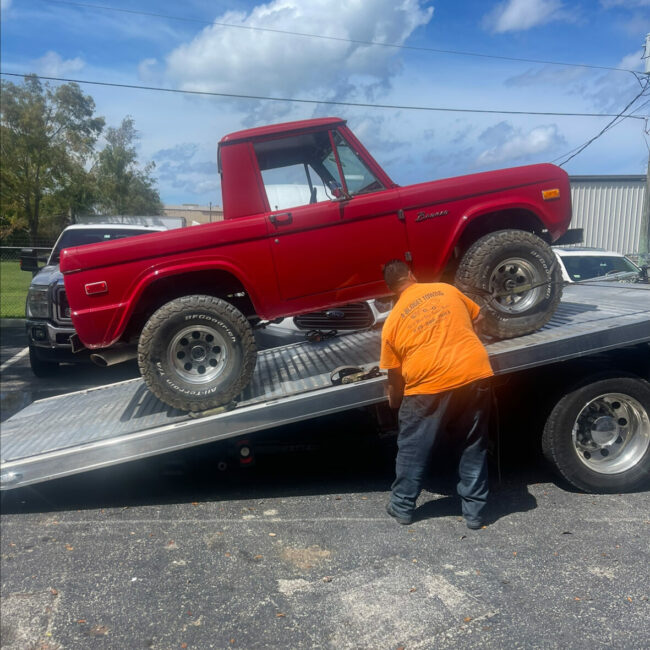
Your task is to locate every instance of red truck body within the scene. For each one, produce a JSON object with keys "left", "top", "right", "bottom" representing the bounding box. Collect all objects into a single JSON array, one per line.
[{"left": 61, "top": 117, "right": 571, "bottom": 350}]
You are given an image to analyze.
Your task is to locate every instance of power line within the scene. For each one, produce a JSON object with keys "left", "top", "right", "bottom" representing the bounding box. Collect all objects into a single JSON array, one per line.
[
  {"left": 555, "top": 77, "right": 650, "bottom": 166},
  {"left": 2, "top": 72, "right": 648, "bottom": 120},
  {"left": 35, "top": 0, "right": 640, "bottom": 76}
]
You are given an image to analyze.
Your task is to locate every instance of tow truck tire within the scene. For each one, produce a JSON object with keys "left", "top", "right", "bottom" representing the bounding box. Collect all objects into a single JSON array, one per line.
[
  {"left": 541, "top": 375, "right": 650, "bottom": 493},
  {"left": 138, "top": 295, "right": 257, "bottom": 412},
  {"left": 455, "top": 229, "right": 562, "bottom": 339},
  {"left": 29, "top": 344, "right": 59, "bottom": 377}
]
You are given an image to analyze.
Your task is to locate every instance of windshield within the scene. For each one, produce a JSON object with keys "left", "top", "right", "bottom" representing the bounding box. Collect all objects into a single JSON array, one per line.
[
  {"left": 49, "top": 228, "right": 157, "bottom": 264},
  {"left": 561, "top": 255, "right": 640, "bottom": 281},
  {"left": 329, "top": 131, "right": 384, "bottom": 196},
  {"left": 254, "top": 129, "right": 385, "bottom": 211}
]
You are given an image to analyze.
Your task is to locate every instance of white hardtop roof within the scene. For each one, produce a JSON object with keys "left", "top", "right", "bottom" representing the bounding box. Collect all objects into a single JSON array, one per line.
[
  {"left": 62, "top": 223, "right": 167, "bottom": 232},
  {"left": 553, "top": 247, "right": 627, "bottom": 257}
]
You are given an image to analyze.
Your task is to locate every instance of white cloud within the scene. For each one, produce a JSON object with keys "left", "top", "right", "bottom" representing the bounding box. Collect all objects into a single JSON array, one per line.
[
  {"left": 153, "top": 143, "right": 220, "bottom": 198},
  {"left": 33, "top": 51, "right": 85, "bottom": 76},
  {"left": 138, "top": 58, "right": 160, "bottom": 82},
  {"left": 483, "top": 0, "right": 571, "bottom": 33},
  {"left": 165, "top": 0, "right": 433, "bottom": 104},
  {"left": 618, "top": 51, "right": 645, "bottom": 72},
  {"left": 586, "top": 50, "right": 645, "bottom": 112},
  {"left": 505, "top": 65, "right": 585, "bottom": 87},
  {"left": 600, "top": 0, "right": 650, "bottom": 7},
  {"left": 474, "top": 122, "right": 565, "bottom": 167}
]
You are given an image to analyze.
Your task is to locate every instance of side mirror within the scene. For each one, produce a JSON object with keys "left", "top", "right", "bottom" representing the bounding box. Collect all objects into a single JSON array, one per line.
[
  {"left": 327, "top": 180, "right": 351, "bottom": 201},
  {"left": 20, "top": 248, "right": 44, "bottom": 274},
  {"left": 640, "top": 265, "right": 648, "bottom": 283}
]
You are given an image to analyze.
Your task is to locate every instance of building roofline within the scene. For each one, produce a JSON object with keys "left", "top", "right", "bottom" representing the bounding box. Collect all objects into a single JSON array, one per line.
[{"left": 569, "top": 174, "right": 646, "bottom": 182}]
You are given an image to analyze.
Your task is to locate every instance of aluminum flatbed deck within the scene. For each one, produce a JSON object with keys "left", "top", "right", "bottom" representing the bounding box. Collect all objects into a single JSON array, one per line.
[{"left": 2, "top": 283, "right": 649, "bottom": 490}]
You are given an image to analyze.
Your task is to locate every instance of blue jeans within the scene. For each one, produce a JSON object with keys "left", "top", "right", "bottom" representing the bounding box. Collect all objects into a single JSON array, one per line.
[{"left": 389, "top": 380, "right": 490, "bottom": 523}]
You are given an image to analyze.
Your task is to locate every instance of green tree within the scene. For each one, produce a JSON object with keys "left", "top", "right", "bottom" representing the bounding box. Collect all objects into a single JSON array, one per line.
[
  {"left": 94, "top": 117, "right": 163, "bottom": 215},
  {"left": 0, "top": 75, "right": 104, "bottom": 243}
]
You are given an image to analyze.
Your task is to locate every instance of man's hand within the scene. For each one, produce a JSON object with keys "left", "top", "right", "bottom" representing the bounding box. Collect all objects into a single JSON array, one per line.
[{"left": 387, "top": 368, "right": 405, "bottom": 410}]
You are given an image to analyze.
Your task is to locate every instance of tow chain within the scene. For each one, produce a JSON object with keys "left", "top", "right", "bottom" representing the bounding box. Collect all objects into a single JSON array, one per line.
[
  {"left": 306, "top": 329, "right": 338, "bottom": 342},
  {"left": 456, "top": 259, "right": 564, "bottom": 300},
  {"left": 330, "top": 365, "right": 383, "bottom": 385}
]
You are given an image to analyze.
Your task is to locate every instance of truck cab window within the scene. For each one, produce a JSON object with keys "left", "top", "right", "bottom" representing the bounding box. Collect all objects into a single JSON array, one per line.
[
  {"left": 330, "top": 131, "right": 384, "bottom": 196},
  {"left": 254, "top": 131, "right": 344, "bottom": 211}
]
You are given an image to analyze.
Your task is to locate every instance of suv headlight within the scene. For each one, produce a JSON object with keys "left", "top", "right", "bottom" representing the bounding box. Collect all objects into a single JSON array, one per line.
[{"left": 27, "top": 286, "right": 50, "bottom": 318}]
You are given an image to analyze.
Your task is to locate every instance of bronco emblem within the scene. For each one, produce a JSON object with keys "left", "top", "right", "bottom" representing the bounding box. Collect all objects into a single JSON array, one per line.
[{"left": 416, "top": 209, "right": 449, "bottom": 222}]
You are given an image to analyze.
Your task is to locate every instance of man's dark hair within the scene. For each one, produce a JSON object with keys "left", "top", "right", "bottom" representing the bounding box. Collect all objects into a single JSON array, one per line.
[{"left": 383, "top": 259, "right": 411, "bottom": 291}]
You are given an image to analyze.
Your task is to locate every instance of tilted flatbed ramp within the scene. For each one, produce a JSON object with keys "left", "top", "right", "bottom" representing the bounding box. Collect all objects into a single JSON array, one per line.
[{"left": 2, "top": 284, "right": 649, "bottom": 490}]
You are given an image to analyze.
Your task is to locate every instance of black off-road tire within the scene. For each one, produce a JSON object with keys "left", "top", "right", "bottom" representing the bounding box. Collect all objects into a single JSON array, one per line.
[
  {"left": 138, "top": 295, "right": 257, "bottom": 412},
  {"left": 29, "top": 344, "right": 59, "bottom": 377},
  {"left": 541, "top": 375, "right": 650, "bottom": 493},
  {"left": 455, "top": 229, "right": 562, "bottom": 339}
]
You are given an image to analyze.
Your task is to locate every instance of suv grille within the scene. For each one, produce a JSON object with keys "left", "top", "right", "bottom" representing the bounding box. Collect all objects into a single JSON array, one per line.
[
  {"left": 293, "top": 302, "right": 374, "bottom": 331},
  {"left": 54, "top": 286, "right": 72, "bottom": 323}
]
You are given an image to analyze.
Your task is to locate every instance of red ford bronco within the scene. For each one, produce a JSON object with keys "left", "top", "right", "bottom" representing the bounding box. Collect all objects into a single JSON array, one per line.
[{"left": 61, "top": 117, "right": 572, "bottom": 411}]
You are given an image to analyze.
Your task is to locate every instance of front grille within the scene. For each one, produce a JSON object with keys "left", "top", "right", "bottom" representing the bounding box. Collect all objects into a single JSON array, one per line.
[
  {"left": 54, "top": 286, "right": 72, "bottom": 323},
  {"left": 293, "top": 302, "right": 374, "bottom": 330}
]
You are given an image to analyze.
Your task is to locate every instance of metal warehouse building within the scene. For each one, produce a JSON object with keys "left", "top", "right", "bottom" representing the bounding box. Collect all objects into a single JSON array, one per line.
[{"left": 569, "top": 175, "right": 648, "bottom": 256}]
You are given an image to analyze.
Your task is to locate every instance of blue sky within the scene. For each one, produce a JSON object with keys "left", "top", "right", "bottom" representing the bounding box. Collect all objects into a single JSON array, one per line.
[{"left": 1, "top": 0, "right": 649, "bottom": 207}]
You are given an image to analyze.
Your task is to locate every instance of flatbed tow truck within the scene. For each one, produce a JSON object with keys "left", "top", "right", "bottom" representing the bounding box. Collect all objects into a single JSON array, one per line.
[{"left": 2, "top": 283, "right": 649, "bottom": 494}]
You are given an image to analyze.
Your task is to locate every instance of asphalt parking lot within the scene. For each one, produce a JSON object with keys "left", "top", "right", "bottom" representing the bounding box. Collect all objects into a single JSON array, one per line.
[{"left": 1, "top": 321, "right": 649, "bottom": 649}]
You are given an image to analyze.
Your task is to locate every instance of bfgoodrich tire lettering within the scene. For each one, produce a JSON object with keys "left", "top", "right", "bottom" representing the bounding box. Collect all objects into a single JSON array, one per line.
[
  {"left": 455, "top": 229, "right": 562, "bottom": 339},
  {"left": 138, "top": 295, "right": 257, "bottom": 412},
  {"left": 541, "top": 376, "right": 650, "bottom": 493}
]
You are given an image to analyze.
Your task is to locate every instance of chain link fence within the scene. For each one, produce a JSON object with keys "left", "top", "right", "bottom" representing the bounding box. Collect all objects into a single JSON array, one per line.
[{"left": 1, "top": 246, "right": 52, "bottom": 318}]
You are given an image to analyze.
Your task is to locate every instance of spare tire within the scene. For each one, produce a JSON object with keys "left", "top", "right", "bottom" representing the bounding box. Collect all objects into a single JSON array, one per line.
[
  {"left": 138, "top": 295, "right": 257, "bottom": 412},
  {"left": 455, "top": 229, "right": 562, "bottom": 339}
]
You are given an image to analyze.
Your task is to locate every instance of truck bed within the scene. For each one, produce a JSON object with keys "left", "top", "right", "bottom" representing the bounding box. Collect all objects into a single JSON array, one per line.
[{"left": 2, "top": 283, "right": 649, "bottom": 490}]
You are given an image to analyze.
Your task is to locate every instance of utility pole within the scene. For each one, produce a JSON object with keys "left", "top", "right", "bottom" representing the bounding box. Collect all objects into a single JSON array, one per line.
[{"left": 641, "top": 33, "right": 650, "bottom": 262}]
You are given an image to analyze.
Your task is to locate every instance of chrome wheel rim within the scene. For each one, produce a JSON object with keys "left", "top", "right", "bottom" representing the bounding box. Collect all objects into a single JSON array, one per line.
[
  {"left": 572, "top": 392, "right": 650, "bottom": 474},
  {"left": 168, "top": 324, "right": 228, "bottom": 384},
  {"left": 488, "top": 257, "right": 545, "bottom": 313}
]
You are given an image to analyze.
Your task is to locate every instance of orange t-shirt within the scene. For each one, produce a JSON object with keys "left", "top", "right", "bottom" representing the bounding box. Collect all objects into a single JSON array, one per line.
[{"left": 380, "top": 282, "right": 493, "bottom": 395}]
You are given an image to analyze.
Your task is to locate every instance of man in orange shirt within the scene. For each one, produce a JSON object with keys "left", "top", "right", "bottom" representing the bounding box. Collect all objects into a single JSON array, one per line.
[{"left": 380, "top": 260, "right": 494, "bottom": 529}]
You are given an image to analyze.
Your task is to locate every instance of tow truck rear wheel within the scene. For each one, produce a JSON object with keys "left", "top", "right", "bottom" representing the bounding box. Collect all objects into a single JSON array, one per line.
[
  {"left": 542, "top": 375, "right": 650, "bottom": 493},
  {"left": 455, "top": 229, "right": 562, "bottom": 339},
  {"left": 29, "top": 344, "right": 59, "bottom": 377},
  {"left": 138, "top": 295, "right": 257, "bottom": 412}
]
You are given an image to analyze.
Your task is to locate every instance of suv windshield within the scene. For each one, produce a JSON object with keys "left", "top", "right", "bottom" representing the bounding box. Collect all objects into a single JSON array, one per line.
[
  {"left": 49, "top": 229, "right": 156, "bottom": 264},
  {"left": 561, "top": 255, "right": 640, "bottom": 281}
]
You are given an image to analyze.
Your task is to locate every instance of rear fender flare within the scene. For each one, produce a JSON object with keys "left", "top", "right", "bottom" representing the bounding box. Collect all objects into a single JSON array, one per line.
[
  {"left": 447, "top": 199, "right": 545, "bottom": 259},
  {"left": 107, "top": 260, "right": 268, "bottom": 344}
]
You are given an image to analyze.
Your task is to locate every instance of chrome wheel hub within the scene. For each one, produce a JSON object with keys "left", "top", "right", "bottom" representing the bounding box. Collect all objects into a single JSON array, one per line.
[
  {"left": 489, "top": 257, "right": 545, "bottom": 314},
  {"left": 573, "top": 393, "right": 650, "bottom": 474},
  {"left": 168, "top": 325, "right": 228, "bottom": 385}
]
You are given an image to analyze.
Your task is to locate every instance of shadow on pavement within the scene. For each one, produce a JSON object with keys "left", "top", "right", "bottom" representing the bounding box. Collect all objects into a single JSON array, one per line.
[{"left": 1, "top": 409, "right": 547, "bottom": 522}]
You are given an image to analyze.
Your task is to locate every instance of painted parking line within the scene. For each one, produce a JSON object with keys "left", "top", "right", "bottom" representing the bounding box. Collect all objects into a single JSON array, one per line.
[{"left": 0, "top": 347, "right": 29, "bottom": 372}]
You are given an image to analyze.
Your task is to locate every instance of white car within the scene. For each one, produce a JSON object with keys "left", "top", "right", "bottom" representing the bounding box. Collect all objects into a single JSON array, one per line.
[{"left": 553, "top": 247, "right": 647, "bottom": 284}]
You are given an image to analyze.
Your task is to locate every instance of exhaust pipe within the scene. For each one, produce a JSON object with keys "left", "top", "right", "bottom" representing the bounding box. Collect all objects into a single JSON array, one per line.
[{"left": 90, "top": 346, "right": 137, "bottom": 367}]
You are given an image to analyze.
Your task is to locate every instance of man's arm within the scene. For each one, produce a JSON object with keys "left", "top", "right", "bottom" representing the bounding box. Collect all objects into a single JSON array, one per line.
[
  {"left": 473, "top": 309, "right": 484, "bottom": 335},
  {"left": 387, "top": 368, "right": 405, "bottom": 410}
]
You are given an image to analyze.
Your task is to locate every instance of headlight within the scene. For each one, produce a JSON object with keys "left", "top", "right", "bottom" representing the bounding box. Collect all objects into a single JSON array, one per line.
[{"left": 27, "top": 287, "right": 50, "bottom": 318}]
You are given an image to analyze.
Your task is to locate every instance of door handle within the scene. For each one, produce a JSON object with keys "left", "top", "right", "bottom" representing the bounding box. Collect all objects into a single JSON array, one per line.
[{"left": 269, "top": 212, "right": 293, "bottom": 225}]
